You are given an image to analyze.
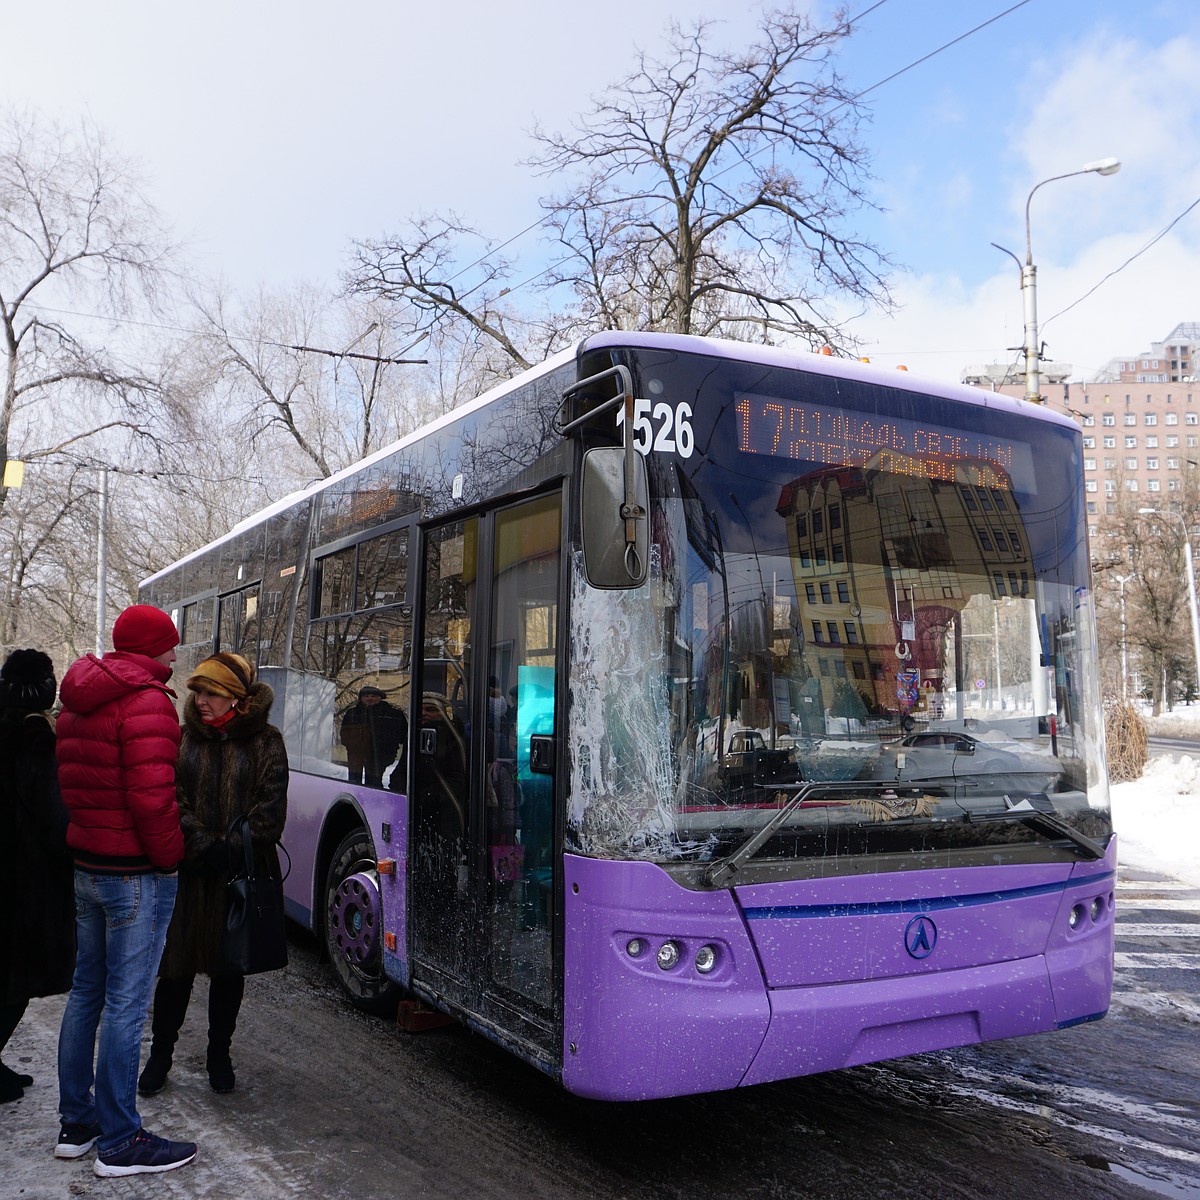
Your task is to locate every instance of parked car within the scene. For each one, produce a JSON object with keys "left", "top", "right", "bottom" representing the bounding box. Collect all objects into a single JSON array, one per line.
[
  {"left": 720, "top": 729, "right": 798, "bottom": 791},
  {"left": 873, "top": 730, "right": 1062, "bottom": 792}
]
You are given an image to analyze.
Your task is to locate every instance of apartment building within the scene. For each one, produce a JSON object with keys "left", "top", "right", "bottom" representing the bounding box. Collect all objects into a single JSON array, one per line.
[
  {"left": 1092, "top": 321, "right": 1200, "bottom": 384},
  {"left": 962, "top": 323, "right": 1200, "bottom": 543},
  {"left": 1051, "top": 380, "right": 1200, "bottom": 535}
]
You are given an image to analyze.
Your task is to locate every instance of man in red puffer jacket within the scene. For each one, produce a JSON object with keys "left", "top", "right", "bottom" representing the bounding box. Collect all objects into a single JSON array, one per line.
[{"left": 54, "top": 605, "right": 199, "bottom": 1178}]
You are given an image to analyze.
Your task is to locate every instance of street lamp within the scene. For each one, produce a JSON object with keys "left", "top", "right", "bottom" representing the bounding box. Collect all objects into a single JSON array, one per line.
[
  {"left": 992, "top": 156, "right": 1121, "bottom": 404},
  {"left": 1138, "top": 507, "right": 1200, "bottom": 700},
  {"left": 1114, "top": 573, "right": 1133, "bottom": 701}
]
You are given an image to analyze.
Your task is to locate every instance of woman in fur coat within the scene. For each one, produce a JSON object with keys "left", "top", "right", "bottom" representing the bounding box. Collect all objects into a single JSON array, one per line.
[
  {"left": 0, "top": 648, "right": 74, "bottom": 1103},
  {"left": 138, "top": 652, "right": 288, "bottom": 1096}
]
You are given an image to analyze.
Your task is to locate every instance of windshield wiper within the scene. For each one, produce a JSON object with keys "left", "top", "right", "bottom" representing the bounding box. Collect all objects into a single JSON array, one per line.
[
  {"left": 965, "top": 798, "right": 1107, "bottom": 860},
  {"left": 704, "top": 781, "right": 910, "bottom": 888}
]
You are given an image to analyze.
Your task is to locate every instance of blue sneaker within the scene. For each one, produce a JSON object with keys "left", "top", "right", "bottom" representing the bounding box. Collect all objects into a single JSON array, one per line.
[
  {"left": 93, "top": 1129, "right": 197, "bottom": 1177},
  {"left": 54, "top": 1121, "right": 102, "bottom": 1159}
]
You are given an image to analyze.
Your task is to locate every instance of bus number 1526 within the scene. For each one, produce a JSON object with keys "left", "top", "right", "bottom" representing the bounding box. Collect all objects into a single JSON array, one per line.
[{"left": 616, "top": 397, "right": 695, "bottom": 458}]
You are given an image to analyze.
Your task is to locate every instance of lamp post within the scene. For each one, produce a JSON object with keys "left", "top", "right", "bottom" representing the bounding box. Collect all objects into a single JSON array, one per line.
[
  {"left": 1138, "top": 507, "right": 1200, "bottom": 700},
  {"left": 1114, "top": 573, "right": 1133, "bottom": 701},
  {"left": 992, "top": 157, "right": 1120, "bottom": 404}
]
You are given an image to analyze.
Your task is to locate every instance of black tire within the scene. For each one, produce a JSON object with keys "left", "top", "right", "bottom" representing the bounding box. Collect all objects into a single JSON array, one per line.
[{"left": 323, "top": 828, "right": 402, "bottom": 1016}]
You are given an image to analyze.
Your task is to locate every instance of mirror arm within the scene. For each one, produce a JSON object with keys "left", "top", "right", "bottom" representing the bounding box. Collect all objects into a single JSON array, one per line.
[
  {"left": 561, "top": 365, "right": 646, "bottom": 581},
  {"left": 621, "top": 386, "right": 645, "bottom": 578},
  {"left": 558, "top": 365, "right": 635, "bottom": 434}
]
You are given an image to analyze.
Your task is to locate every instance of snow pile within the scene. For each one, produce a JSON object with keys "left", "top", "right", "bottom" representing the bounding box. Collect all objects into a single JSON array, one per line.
[{"left": 1111, "top": 752, "right": 1200, "bottom": 888}]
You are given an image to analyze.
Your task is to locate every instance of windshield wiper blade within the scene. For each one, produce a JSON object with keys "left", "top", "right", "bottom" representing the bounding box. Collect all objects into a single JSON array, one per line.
[
  {"left": 704, "top": 781, "right": 908, "bottom": 887},
  {"left": 965, "top": 808, "right": 1107, "bottom": 860}
]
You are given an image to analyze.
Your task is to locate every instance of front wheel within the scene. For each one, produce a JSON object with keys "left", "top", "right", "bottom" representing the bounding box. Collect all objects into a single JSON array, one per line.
[{"left": 324, "top": 828, "right": 402, "bottom": 1016}]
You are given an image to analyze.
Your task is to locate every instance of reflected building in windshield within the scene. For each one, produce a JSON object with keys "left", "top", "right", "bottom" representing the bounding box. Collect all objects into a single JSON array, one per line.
[{"left": 779, "top": 453, "right": 1035, "bottom": 731}]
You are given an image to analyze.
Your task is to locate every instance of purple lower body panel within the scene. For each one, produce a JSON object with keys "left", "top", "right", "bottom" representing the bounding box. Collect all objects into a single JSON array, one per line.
[{"left": 561, "top": 841, "right": 1115, "bottom": 1101}]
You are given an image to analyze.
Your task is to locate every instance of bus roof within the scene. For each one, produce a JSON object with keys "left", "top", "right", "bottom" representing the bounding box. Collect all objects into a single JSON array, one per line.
[
  {"left": 141, "top": 331, "right": 1077, "bottom": 588},
  {"left": 579, "top": 331, "right": 1078, "bottom": 432}
]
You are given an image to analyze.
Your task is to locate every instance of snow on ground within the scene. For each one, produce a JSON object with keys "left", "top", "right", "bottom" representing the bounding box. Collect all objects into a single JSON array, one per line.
[{"left": 1111, "top": 704, "right": 1200, "bottom": 888}]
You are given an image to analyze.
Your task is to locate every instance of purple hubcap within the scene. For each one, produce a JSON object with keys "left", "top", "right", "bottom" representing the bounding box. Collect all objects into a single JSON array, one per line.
[{"left": 330, "top": 869, "right": 381, "bottom": 969}]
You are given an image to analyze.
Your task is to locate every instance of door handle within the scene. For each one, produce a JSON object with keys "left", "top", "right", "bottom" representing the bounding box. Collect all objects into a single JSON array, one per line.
[{"left": 529, "top": 734, "right": 556, "bottom": 775}]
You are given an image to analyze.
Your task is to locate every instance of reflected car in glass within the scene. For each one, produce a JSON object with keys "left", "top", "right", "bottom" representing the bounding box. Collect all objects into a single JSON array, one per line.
[
  {"left": 719, "top": 729, "right": 799, "bottom": 791},
  {"left": 873, "top": 728, "right": 1063, "bottom": 792}
]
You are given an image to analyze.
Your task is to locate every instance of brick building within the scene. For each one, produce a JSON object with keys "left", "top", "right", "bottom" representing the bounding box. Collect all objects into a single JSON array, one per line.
[{"left": 962, "top": 323, "right": 1200, "bottom": 545}]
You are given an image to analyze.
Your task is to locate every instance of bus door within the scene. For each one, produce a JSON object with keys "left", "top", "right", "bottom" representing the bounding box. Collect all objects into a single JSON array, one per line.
[
  {"left": 483, "top": 493, "right": 560, "bottom": 1026},
  {"left": 411, "top": 518, "right": 477, "bottom": 991},
  {"left": 411, "top": 494, "right": 561, "bottom": 1049}
]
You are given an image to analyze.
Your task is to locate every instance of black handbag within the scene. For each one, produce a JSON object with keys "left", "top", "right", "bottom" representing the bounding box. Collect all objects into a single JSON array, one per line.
[{"left": 219, "top": 814, "right": 290, "bottom": 976}]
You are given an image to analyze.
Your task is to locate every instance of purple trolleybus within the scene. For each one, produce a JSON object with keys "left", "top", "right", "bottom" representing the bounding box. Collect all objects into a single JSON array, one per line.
[{"left": 139, "top": 332, "right": 1114, "bottom": 1100}]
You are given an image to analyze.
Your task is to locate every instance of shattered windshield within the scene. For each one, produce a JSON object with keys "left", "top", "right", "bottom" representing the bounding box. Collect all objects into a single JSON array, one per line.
[{"left": 566, "top": 350, "right": 1111, "bottom": 874}]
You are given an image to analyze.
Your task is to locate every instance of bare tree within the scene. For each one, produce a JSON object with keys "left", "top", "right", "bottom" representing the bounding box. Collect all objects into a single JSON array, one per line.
[
  {"left": 0, "top": 463, "right": 92, "bottom": 652},
  {"left": 346, "top": 6, "right": 890, "bottom": 368},
  {"left": 0, "top": 108, "right": 188, "bottom": 660},
  {"left": 347, "top": 214, "right": 546, "bottom": 390},
  {"left": 188, "top": 283, "right": 334, "bottom": 481},
  {"left": 1093, "top": 480, "right": 1200, "bottom": 713},
  {"left": 530, "top": 6, "right": 889, "bottom": 345},
  {"left": 189, "top": 284, "right": 436, "bottom": 483},
  {"left": 0, "top": 108, "right": 177, "bottom": 516}
]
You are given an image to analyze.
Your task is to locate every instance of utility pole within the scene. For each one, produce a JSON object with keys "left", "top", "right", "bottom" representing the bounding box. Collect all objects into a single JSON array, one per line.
[
  {"left": 992, "top": 157, "right": 1120, "bottom": 403},
  {"left": 95, "top": 465, "right": 108, "bottom": 655}
]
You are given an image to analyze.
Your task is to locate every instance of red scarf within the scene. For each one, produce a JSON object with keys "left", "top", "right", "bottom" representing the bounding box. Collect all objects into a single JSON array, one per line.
[{"left": 202, "top": 707, "right": 238, "bottom": 732}]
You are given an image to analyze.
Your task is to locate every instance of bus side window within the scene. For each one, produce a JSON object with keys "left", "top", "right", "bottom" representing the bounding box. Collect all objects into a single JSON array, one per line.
[{"left": 300, "top": 526, "right": 412, "bottom": 788}]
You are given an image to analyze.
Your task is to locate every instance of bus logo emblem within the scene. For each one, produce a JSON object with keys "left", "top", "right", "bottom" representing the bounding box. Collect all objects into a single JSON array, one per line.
[{"left": 905, "top": 915, "right": 937, "bottom": 959}]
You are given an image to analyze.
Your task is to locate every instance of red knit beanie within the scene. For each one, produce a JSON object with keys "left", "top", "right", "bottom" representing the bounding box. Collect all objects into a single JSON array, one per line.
[{"left": 111, "top": 605, "right": 180, "bottom": 657}]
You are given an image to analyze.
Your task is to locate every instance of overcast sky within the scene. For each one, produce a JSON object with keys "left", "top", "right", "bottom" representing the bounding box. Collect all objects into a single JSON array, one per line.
[{"left": 4, "top": 0, "right": 1198, "bottom": 383}]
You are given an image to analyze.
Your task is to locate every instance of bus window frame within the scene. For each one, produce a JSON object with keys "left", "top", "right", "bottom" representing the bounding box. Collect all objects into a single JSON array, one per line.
[
  {"left": 174, "top": 588, "right": 220, "bottom": 651},
  {"left": 309, "top": 515, "right": 416, "bottom": 623}
]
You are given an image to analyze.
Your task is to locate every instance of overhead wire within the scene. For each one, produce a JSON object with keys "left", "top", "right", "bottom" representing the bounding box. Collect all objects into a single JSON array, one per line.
[
  {"left": 441, "top": 0, "right": 896, "bottom": 290},
  {"left": 9, "top": 1, "right": 1066, "bottom": 344},
  {"left": 1043, "top": 195, "right": 1200, "bottom": 329},
  {"left": 453, "top": 0, "right": 1039, "bottom": 306}
]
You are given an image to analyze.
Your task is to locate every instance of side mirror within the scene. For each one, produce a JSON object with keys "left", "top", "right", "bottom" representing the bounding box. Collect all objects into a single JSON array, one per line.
[
  {"left": 581, "top": 447, "right": 649, "bottom": 588},
  {"left": 956, "top": 739, "right": 975, "bottom": 753}
]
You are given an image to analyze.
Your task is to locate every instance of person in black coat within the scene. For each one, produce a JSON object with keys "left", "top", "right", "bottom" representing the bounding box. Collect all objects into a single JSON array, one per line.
[
  {"left": 0, "top": 649, "right": 75, "bottom": 1103},
  {"left": 340, "top": 685, "right": 407, "bottom": 788}
]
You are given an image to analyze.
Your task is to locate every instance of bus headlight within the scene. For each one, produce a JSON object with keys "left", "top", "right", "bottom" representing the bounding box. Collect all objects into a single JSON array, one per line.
[
  {"left": 626, "top": 937, "right": 646, "bottom": 958},
  {"left": 1068, "top": 903, "right": 1085, "bottom": 930},
  {"left": 694, "top": 944, "right": 717, "bottom": 974},
  {"left": 656, "top": 941, "right": 681, "bottom": 970}
]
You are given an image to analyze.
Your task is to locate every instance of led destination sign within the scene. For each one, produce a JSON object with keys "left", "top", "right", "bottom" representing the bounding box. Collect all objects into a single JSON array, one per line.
[{"left": 735, "top": 393, "right": 1037, "bottom": 492}]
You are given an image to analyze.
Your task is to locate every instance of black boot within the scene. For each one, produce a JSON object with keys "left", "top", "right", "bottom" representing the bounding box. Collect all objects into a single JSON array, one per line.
[
  {"left": 205, "top": 1047, "right": 235, "bottom": 1094},
  {"left": 0, "top": 1001, "right": 31, "bottom": 1097},
  {"left": 0, "top": 1063, "right": 32, "bottom": 1089},
  {"left": 139, "top": 977, "right": 193, "bottom": 1096},
  {"left": 206, "top": 973, "right": 244, "bottom": 1094}
]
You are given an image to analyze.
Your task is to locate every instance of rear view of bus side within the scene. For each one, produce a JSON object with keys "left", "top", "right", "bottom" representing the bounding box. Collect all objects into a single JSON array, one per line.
[{"left": 140, "top": 332, "right": 1114, "bottom": 1102}]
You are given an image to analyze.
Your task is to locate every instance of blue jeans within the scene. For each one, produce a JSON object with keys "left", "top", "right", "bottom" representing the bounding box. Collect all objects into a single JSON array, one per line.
[{"left": 57, "top": 871, "right": 178, "bottom": 1155}]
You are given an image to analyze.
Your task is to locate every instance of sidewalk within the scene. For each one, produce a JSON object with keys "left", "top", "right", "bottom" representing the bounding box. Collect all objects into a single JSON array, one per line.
[{"left": 3, "top": 984, "right": 305, "bottom": 1198}]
